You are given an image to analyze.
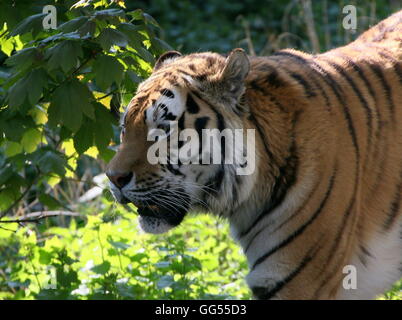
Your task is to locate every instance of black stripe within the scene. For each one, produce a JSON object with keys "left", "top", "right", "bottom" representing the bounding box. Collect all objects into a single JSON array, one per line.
[
  {"left": 272, "top": 51, "right": 307, "bottom": 64},
  {"left": 240, "top": 111, "right": 300, "bottom": 239},
  {"left": 374, "top": 48, "right": 402, "bottom": 83},
  {"left": 334, "top": 52, "right": 385, "bottom": 197},
  {"left": 194, "top": 116, "right": 209, "bottom": 132},
  {"left": 332, "top": 53, "right": 381, "bottom": 141},
  {"left": 316, "top": 162, "right": 359, "bottom": 288},
  {"left": 272, "top": 51, "right": 360, "bottom": 160},
  {"left": 269, "top": 55, "right": 332, "bottom": 113},
  {"left": 164, "top": 112, "right": 176, "bottom": 121},
  {"left": 319, "top": 57, "right": 373, "bottom": 153},
  {"left": 289, "top": 72, "right": 316, "bottom": 97},
  {"left": 194, "top": 116, "right": 210, "bottom": 158},
  {"left": 240, "top": 141, "right": 298, "bottom": 238},
  {"left": 195, "top": 74, "right": 207, "bottom": 82},
  {"left": 359, "top": 244, "right": 373, "bottom": 258},
  {"left": 161, "top": 89, "right": 175, "bottom": 99},
  {"left": 268, "top": 175, "right": 321, "bottom": 235},
  {"left": 251, "top": 241, "right": 321, "bottom": 299},
  {"left": 350, "top": 45, "right": 396, "bottom": 124},
  {"left": 191, "top": 90, "right": 226, "bottom": 160},
  {"left": 165, "top": 163, "right": 183, "bottom": 176},
  {"left": 195, "top": 171, "right": 202, "bottom": 183},
  {"left": 384, "top": 167, "right": 402, "bottom": 230},
  {"left": 248, "top": 80, "right": 286, "bottom": 112},
  {"left": 247, "top": 111, "right": 276, "bottom": 164},
  {"left": 143, "top": 109, "right": 147, "bottom": 123},
  {"left": 311, "top": 60, "right": 360, "bottom": 160},
  {"left": 368, "top": 63, "right": 394, "bottom": 120},
  {"left": 251, "top": 168, "right": 335, "bottom": 270},
  {"left": 190, "top": 91, "right": 227, "bottom": 198},
  {"left": 264, "top": 68, "right": 286, "bottom": 88},
  {"left": 258, "top": 58, "right": 317, "bottom": 97},
  {"left": 178, "top": 113, "right": 185, "bottom": 130},
  {"left": 186, "top": 93, "right": 200, "bottom": 114},
  {"left": 336, "top": 55, "right": 378, "bottom": 103},
  {"left": 205, "top": 167, "right": 224, "bottom": 196}
]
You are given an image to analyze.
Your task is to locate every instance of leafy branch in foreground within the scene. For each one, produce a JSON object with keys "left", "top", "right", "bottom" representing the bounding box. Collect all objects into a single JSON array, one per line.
[{"left": 0, "top": 2, "right": 171, "bottom": 216}]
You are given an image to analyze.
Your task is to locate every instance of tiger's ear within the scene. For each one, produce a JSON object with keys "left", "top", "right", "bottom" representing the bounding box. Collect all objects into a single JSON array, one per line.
[
  {"left": 154, "top": 51, "right": 182, "bottom": 71},
  {"left": 219, "top": 48, "right": 249, "bottom": 104}
]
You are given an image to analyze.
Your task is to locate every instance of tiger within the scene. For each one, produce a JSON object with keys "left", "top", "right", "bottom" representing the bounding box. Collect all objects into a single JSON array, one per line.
[{"left": 106, "top": 10, "right": 402, "bottom": 299}]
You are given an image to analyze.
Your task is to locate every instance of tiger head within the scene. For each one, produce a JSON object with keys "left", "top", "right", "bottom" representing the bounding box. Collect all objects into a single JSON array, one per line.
[{"left": 106, "top": 49, "right": 258, "bottom": 234}]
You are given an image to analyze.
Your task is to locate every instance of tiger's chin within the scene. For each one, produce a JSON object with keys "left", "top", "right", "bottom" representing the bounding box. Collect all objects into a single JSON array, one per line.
[
  {"left": 135, "top": 204, "right": 187, "bottom": 234},
  {"left": 138, "top": 215, "right": 177, "bottom": 234}
]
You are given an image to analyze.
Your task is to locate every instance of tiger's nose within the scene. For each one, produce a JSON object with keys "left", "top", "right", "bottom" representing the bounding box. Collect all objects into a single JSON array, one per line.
[{"left": 106, "top": 171, "right": 133, "bottom": 189}]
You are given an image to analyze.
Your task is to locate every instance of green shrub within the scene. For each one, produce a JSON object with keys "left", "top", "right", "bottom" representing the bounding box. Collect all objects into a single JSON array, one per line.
[{"left": 0, "top": 197, "right": 250, "bottom": 300}]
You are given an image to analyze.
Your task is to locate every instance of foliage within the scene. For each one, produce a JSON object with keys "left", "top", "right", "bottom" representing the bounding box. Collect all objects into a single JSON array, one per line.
[
  {"left": 0, "top": 0, "right": 170, "bottom": 217},
  {"left": 0, "top": 198, "right": 250, "bottom": 300},
  {"left": 132, "top": 0, "right": 400, "bottom": 54}
]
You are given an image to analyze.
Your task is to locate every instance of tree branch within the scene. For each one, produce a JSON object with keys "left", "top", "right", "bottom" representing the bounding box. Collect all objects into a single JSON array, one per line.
[{"left": 0, "top": 211, "right": 82, "bottom": 224}]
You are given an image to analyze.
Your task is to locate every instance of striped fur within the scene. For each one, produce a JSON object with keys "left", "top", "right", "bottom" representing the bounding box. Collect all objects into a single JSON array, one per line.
[{"left": 106, "top": 10, "right": 402, "bottom": 299}]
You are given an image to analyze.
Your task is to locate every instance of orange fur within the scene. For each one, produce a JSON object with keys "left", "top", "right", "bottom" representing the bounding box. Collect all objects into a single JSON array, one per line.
[{"left": 107, "top": 10, "right": 402, "bottom": 299}]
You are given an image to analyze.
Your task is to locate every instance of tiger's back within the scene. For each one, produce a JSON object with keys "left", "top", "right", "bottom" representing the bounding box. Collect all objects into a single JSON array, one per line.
[{"left": 242, "top": 10, "right": 402, "bottom": 299}]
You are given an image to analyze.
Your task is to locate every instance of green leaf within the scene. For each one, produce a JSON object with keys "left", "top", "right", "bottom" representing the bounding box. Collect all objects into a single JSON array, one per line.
[
  {"left": 117, "top": 23, "right": 147, "bottom": 47},
  {"left": 0, "top": 165, "right": 14, "bottom": 185},
  {"left": 27, "top": 68, "right": 48, "bottom": 105},
  {"left": 93, "top": 9, "right": 125, "bottom": 20},
  {"left": 97, "top": 28, "right": 128, "bottom": 51},
  {"left": 93, "top": 55, "right": 124, "bottom": 91},
  {"left": 10, "top": 13, "right": 47, "bottom": 36},
  {"left": 0, "top": 189, "right": 16, "bottom": 211},
  {"left": 157, "top": 275, "right": 174, "bottom": 289},
  {"left": 93, "top": 103, "right": 115, "bottom": 149},
  {"left": 39, "top": 194, "right": 61, "bottom": 210},
  {"left": 73, "top": 117, "right": 94, "bottom": 154},
  {"left": 0, "top": 115, "right": 35, "bottom": 142},
  {"left": 39, "top": 249, "right": 52, "bottom": 265},
  {"left": 8, "top": 68, "right": 48, "bottom": 107},
  {"left": 126, "top": 70, "right": 143, "bottom": 83},
  {"left": 0, "top": 35, "right": 14, "bottom": 56},
  {"left": 129, "top": 253, "right": 148, "bottom": 262},
  {"left": 108, "top": 239, "right": 130, "bottom": 250},
  {"left": 56, "top": 266, "right": 79, "bottom": 288},
  {"left": 77, "top": 20, "right": 96, "bottom": 37},
  {"left": 40, "top": 31, "right": 84, "bottom": 43},
  {"left": 21, "top": 128, "right": 42, "bottom": 153},
  {"left": 151, "top": 37, "right": 173, "bottom": 53},
  {"left": 134, "top": 47, "right": 155, "bottom": 64},
  {"left": 58, "top": 16, "right": 89, "bottom": 33},
  {"left": 37, "top": 150, "right": 66, "bottom": 176},
  {"left": 127, "top": 9, "right": 144, "bottom": 21},
  {"left": 45, "top": 40, "right": 83, "bottom": 73},
  {"left": 7, "top": 77, "right": 26, "bottom": 108},
  {"left": 91, "top": 261, "right": 111, "bottom": 275},
  {"left": 142, "top": 13, "right": 160, "bottom": 28},
  {"left": 155, "top": 261, "right": 171, "bottom": 269},
  {"left": 6, "top": 47, "right": 39, "bottom": 71},
  {"left": 48, "top": 80, "right": 94, "bottom": 132},
  {"left": 3, "top": 141, "right": 22, "bottom": 157}
]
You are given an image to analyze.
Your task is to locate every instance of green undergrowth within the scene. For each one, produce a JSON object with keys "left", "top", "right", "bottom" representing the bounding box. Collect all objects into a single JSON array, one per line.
[{"left": 0, "top": 197, "right": 250, "bottom": 300}]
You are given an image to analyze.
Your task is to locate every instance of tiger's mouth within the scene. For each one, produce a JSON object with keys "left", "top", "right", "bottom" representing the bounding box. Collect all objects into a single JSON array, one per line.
[
  {"left": 115, "top": 192, "right": 190, "bottom": 234},
  {"left": 137, "top": 205, "right": 184, "bottom": 223},
  {"left": 124, "top": 199, "right": 187, "bottom": 234}
]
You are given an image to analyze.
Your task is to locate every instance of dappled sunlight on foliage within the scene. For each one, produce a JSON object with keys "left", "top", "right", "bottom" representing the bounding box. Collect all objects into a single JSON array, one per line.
[{"left": 0, "top": 198, "right": 250, "bottom": 300}]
